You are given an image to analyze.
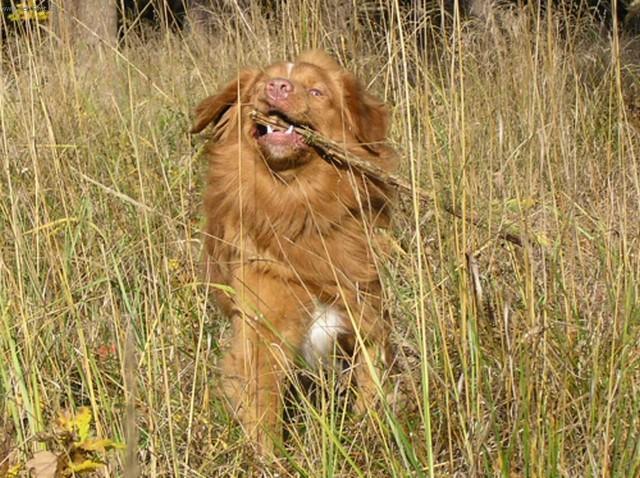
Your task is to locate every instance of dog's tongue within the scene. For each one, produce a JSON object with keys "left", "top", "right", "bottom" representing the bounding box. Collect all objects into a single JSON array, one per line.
[
  {"left": 258, "top": 123, "right": 304, "bottom": 147},
  {"left": 263, "top": 130, "right": 300, "bottom": 145}
]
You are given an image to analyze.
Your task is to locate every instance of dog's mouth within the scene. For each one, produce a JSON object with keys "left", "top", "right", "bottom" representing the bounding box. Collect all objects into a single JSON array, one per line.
[{"left": 254, "top": 111, "right": 309, "bottom": 151}]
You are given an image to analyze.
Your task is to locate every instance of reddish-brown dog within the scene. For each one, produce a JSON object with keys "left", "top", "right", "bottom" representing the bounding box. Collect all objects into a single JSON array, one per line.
[{"left": 191, "top": 50, "right": 397, "bottom": 454}]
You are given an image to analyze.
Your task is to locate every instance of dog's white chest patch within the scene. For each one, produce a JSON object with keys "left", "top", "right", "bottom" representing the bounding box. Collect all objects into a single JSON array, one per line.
[{"left": 302, "top": 304, "right": 348, "bottom": 367}]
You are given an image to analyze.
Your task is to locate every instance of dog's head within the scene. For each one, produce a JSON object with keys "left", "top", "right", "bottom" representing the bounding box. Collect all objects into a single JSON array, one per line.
[{"left": 191, "top": 50, "right": 390, "bottom": 171}]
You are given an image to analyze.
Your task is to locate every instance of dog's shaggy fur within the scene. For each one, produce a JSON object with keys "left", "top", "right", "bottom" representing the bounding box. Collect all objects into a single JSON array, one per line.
[{"left": 191, "top": 50, "right": 397, "bottom": 453}]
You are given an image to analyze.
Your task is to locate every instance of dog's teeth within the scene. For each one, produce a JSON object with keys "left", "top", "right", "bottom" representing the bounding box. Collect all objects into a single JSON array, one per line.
[
  {"left": 266, "top": 125, "right": 274, "bottom": 134},
  {"left": 285, "top": 125, "right": 294, "bottom": 135}
]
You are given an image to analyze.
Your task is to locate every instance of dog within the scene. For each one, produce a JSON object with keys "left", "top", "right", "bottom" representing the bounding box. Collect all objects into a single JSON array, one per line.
[{"left": 191, "top": 50, "right": 397, "bottom": 454}]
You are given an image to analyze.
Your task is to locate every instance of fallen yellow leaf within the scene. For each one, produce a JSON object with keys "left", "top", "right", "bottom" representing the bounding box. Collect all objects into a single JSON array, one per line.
[
  {"left": 75, "top": 408, "right": 92, "bottom": 442},
  {"left": 67, "top": 459, "right": 104, "bottom": 473},
  {"left": 76, "top": 437, "right": 124, "bottom": 453}
]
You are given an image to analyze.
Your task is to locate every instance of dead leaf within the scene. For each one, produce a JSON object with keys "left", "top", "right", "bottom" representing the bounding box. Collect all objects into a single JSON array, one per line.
[{"left": 25, "top": 451, "right": 61, "bottom": 478}]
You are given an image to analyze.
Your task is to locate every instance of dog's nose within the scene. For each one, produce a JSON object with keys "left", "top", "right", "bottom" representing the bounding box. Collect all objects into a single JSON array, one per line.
[{"left": 266, "top": 78, "right": 293, "bottom": 101}]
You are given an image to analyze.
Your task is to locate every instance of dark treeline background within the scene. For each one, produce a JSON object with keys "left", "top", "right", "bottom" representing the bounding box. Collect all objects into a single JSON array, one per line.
[{"left": 2, "top": 0, "right": 640, "bottom": 44}]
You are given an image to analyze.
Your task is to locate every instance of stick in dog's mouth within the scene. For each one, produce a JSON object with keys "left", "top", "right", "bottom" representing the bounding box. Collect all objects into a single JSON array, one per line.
[
  {"left": 249, "top": 109, "right": 526, "bottom": 248},
  {"left": 251, "top": 110, "right": 310, "bottom": 135}
]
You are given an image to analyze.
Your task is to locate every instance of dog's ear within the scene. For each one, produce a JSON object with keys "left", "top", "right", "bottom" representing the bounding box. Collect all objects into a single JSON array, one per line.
[
  {"left": 190, "top": 69, "right": 260, "bottom": 134},
  {"left": 341, "top": 73, "right": 389, "bottom": 149}
]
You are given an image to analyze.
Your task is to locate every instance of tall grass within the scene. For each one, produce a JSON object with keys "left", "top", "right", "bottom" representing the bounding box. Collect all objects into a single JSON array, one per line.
[{"left": 1, "top": 1, "right": 639, "bottom": 476}]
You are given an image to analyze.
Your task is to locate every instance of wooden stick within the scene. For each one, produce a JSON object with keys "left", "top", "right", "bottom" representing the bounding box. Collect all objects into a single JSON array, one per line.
[{"left": 250, "top": 110, "right": 525, "bottom": 247}]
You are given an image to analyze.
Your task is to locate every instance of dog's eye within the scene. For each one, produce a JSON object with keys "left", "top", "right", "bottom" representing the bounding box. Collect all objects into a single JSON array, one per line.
[{"left": 309, "top": 88, "right": 323, "bottom": 97}]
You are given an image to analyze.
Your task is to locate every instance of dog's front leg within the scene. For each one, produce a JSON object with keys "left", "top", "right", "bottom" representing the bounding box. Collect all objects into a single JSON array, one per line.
[
  {"left": 220, "top": 272, "right": 309, "bottom": 455},
  {"left": 220, "top": 316, "right": 291, "bottom": 455},
  {"left": 352, "top": 337, "right": 390, "bottom": 415}
]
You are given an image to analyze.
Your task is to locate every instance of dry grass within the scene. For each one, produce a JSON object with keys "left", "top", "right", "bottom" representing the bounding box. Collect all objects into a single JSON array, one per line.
[{"left": 1, "top": 2, "right": 640, "bottom": 476}]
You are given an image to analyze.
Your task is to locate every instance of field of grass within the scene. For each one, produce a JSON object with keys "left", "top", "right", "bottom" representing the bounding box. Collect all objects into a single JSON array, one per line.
[{"left": 1, "top": 2, "right": 640, "bottom": 476}]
